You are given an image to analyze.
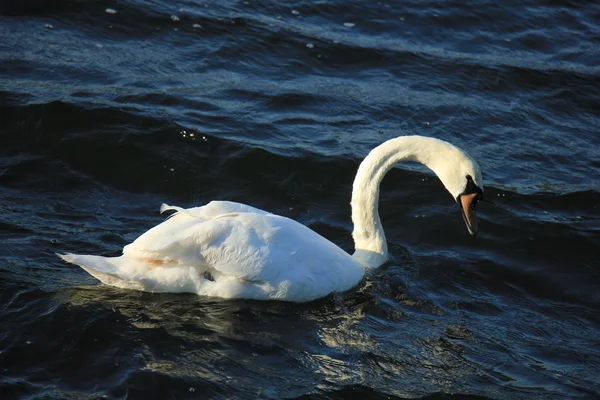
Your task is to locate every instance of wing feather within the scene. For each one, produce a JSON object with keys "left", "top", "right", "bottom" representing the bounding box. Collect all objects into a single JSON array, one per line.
[{"left": 123, "top": 201, "right": 271, "bottom": 268}]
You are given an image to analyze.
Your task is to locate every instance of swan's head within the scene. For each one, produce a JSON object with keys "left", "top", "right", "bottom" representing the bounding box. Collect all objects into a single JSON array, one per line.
[{"left": 430, "top": 144, "right": 484, "bottom": 236}]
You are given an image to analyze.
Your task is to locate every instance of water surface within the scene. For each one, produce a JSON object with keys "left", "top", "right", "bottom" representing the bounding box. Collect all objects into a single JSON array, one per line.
[{"left": 1, "top": 0, "right": 599, "bottom": 399}]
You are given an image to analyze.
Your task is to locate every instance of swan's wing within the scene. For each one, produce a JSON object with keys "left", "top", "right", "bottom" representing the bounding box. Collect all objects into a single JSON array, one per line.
[{"left": 124, "top": 207, "right": 294, "bottom": 280}]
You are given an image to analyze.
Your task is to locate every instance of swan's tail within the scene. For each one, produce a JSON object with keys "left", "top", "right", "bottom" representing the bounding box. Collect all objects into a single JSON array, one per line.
[{"left": 58, "top": 253, "right": 146, "bottom": 291}]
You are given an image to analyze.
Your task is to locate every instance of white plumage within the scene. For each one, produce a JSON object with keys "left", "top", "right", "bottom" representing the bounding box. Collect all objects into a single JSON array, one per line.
[
  {"left": 60, "top": 201, "right": 364, "bottom": 302},
  {"left": 60, "top": 136, "right": 483, "bottom": 302}
]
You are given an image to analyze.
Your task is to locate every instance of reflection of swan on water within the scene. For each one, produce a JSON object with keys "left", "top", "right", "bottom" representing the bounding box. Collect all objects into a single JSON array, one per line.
[{"left": 59, "top": 136, "right": 483, "bottom": 302}]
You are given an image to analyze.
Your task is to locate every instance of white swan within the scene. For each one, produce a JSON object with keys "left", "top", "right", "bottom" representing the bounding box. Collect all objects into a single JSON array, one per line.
[{"left": 59, "top": 135, "right": 483, "bottom": 302}]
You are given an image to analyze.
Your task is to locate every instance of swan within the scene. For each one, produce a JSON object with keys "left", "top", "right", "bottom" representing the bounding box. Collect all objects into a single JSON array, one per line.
[{"left": 59, "top": 135, "right": 483, "bottom": 302}]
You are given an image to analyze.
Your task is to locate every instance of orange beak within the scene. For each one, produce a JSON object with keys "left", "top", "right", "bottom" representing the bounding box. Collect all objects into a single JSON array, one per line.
[{"left": 459, "top": 192, "right": 479, "bottom": 236}]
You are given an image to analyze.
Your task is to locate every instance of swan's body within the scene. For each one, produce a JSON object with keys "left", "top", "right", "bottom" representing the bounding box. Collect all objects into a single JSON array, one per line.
[
  {"left": 62, "top": 201, "right": 365, "bottom": 302},
  {"left": 60, "top": 136, "right": 483, "bottom": 302}
]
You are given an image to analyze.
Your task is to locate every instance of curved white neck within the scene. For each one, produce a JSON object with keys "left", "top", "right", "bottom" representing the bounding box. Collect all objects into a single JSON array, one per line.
[{"left": 350, "top": 136, "right": 457, "bottom": 268}]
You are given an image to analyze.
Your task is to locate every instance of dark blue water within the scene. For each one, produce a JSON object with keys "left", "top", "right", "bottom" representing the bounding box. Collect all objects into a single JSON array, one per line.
[{"left": 1, "top": 0, "right": 600, "bottom": 398}]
